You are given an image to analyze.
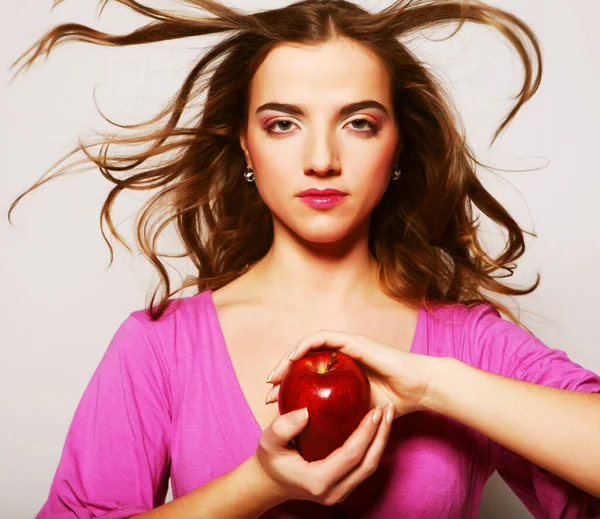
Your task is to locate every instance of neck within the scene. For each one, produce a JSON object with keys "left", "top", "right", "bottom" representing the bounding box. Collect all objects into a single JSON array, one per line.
[{"left": 248, "top": 219, "right": 383, "bottom": 313}]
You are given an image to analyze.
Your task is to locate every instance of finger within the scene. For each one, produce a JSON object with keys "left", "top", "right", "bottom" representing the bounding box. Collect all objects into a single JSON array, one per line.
[
  {"left": 266, "top": 330, "right": 358, "bottom": 385},
  {"left": 330, "top": 403, "right": 394, "bottom": 502},
  {"left": 265, "top": 347, "right": 298, "bottom": 384},
  {"left": 292, "top": 330, "right": 399, "bottom": 369},
  {"left": 270, "top": 330, "right": 396, "bottom": 385},
  {"left": 291, "top": 330, "right": 363, "bottom": 361},
  {"left": 310, "top": 406, "right": 382, "bottom": 483},
  {"left": 261, "top": 408, "right": 310, "bottom": 451},
  {"left": 265, "top": 383, "right": 279, "bottom": 405}
]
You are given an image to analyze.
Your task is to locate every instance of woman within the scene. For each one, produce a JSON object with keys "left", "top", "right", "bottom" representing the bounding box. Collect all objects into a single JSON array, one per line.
[{"left": 8, "top": 0, "right": 600, "bottom": 517}]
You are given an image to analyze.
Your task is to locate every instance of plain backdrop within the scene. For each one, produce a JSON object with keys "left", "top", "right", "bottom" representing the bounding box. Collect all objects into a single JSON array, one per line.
[{"left": 1, "top": 0, "right": 599, "bottom": 517}]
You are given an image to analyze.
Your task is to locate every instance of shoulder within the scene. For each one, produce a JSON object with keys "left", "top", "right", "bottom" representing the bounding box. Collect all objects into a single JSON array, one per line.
[
  {"left": 421, "top": 300, "right": 499, "bottom": 345},
  {"left": 424, "top": 300, "right": 507, "bottom": 335},
  {"left": 120, "top": 290, "right": 216, "bottom": 365},
  {"left": 425, "top": 301, "right": 600, "bottom": 390},
  {"left": 128, "top": 289, "right": 213, "bottom": 331},
  {"left": 423, "top": 301, "right": 526, "bottom": 372}
]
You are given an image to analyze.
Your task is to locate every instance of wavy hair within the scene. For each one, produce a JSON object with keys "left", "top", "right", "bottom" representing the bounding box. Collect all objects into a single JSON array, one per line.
[{"left": 7, "top": 0, "right": 543, "bottom": 330}]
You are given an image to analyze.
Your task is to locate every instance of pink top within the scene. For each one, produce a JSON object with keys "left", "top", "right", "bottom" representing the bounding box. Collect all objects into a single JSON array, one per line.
[{"left": 35, "top": 290, "right": 600, "bottom": 518}]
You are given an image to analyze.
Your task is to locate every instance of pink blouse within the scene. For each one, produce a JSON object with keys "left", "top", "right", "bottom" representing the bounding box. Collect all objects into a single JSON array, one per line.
[{"left": 35, "top": 290, "right": 600, "bottom": 518}]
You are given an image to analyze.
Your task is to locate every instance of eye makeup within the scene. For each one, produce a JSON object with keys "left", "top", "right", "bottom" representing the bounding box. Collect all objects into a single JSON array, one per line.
[{"left": 261, "top": 117, "right": 381, "bottom": 136}]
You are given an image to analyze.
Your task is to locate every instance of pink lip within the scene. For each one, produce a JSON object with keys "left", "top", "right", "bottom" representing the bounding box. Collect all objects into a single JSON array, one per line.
[
  {"left": 296, "top": 188, "right": 348, "bottom": 197},
  {"left": 299, "top": 195, "right": 347, "bottom": 209}
]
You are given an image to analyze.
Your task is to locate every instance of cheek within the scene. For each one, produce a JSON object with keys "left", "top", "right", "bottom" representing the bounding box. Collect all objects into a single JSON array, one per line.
[
  {"left": 246, "top": 123, "right": 399, "bottom": 187},
  {"left": 252, "top": 153, "right": 290, "bottom": 189},
  {"left": 245, "top": 130, "right": 292, "bottom": 205},
  {"left": 347, "top": 135, "right": 398, "bottom": 183},
  {"left": 246, "top": 128, "right": 285, "bottom": 175},
  {"left": 373, "top": 132, "right": 399, "bottom": 169}
]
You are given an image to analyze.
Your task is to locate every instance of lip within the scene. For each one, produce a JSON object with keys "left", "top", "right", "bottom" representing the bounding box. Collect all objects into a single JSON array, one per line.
[
  {"left": 299, "top": 195, "right": 347, "bottom": 209},
  {"left": 296, "top": 188, "right": 348, "bottom": 197}
]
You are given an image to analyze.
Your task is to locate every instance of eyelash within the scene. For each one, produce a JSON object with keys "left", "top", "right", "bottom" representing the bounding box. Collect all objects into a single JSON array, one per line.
[{"left": 264, "top": 118, "right": 379, "bottom": 136}]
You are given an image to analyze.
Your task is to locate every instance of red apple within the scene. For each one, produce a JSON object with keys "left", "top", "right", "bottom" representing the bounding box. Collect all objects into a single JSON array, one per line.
[{"left": 278, "top": 348, "right": 372, "bottom": 462}]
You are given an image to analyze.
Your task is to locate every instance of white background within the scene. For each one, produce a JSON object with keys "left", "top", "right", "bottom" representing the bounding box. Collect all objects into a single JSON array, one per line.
[{"left": 1, "top": 1, "right": 599, "bottom": 517}]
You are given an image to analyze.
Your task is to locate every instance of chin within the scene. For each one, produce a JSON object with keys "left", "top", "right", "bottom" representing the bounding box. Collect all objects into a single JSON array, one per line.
[
  {"left": 292, "top": 221, "right": 365, "bottom": 244},
  {"left": 270, "top": 204, "right": 370, "bottom": 244}
]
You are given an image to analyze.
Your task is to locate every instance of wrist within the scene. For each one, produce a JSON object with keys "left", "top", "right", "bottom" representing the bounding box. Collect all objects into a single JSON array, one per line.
[
  {"left": 419, "top": 357, "right": 461, "bottom": 414},
  {"left": 243, "top": 454, "right": 288, "bottom": 509}
]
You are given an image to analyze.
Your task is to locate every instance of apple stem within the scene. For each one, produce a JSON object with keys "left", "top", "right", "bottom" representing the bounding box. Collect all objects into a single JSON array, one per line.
[{"left": 326, "top": 352, "right": 337, "bottom": 372}]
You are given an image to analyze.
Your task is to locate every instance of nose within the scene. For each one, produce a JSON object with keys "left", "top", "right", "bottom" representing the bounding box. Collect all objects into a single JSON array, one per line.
[{"left": 304, "top": 128, "right": 341, "bottom": 177}]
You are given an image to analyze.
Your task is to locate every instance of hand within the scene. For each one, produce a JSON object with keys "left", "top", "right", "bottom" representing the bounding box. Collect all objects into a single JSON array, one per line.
[
  {"left": 253, "top": 403, "right": 395, "bottom": 506},
  {"left": 265, "top": 330, "right": 442, "bottom": 420}
]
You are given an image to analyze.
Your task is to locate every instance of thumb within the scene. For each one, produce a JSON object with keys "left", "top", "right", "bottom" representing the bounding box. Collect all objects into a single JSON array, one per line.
[
  {"left": 286, "top": 407, "right": 310, "bottom": 426},
  {"left": 265, "top": 408, "right": 310, "bottom": 447}
]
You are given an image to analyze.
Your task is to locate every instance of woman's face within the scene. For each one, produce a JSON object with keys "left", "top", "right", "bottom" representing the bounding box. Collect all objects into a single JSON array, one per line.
[{"left": 240, "top": 37, "right": 402, "bottom": 244}]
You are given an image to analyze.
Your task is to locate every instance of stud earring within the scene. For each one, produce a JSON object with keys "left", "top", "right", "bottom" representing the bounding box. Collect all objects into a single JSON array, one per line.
[
  {"left": 244, "top": 166, "right": 255, "bottom": 182},
  {"left": 392, "top": 167, "right": 402, "bottom": 180}
]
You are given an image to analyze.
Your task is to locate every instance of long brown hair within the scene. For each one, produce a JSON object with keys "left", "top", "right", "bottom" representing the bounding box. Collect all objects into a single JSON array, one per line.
[{"left": 7, "top": 0, "right": 543, "bottom": 330}]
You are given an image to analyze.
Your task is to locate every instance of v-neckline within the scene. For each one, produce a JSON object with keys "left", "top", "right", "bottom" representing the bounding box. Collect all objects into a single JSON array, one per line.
[{"left": 204, "top": 289, "right": 427, "bottom": 435}]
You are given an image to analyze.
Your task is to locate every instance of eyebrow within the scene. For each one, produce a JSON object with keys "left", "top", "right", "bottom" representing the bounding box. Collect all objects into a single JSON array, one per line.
[{"left": 256, "top": 100, "right": 389, "bottom": 117}]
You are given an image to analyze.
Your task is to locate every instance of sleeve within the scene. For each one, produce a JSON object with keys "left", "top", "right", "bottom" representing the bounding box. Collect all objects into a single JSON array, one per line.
[
  {"left": 35, "top": 315, "right": 172, "bottom": 519},
  {"left": 466, "top": 304, "right": 600, "bottom": 519}
]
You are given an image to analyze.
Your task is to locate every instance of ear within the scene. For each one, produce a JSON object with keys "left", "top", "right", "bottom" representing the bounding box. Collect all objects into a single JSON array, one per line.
[{"left": 239, "top": 131, "right": 253, "bottom": 168}]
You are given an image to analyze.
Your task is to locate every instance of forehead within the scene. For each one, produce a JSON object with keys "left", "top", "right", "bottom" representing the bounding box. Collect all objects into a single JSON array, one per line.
[{"left": 248, "top": 38, "right": 392, "bottom": 107}]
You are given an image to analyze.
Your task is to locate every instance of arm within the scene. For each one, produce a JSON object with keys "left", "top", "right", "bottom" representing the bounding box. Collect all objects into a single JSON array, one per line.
[
  {"left": 35, "top": 316, "right": 173, "bottom": 519},
  {"left": 423, "top": 357, "right": 600, "bottom": 498},
  {"left": 35, "top": 315, "right": 285, "bottom": 518},
  {"left": 133, "top": 455, "right": 285, "bottom": 519}
]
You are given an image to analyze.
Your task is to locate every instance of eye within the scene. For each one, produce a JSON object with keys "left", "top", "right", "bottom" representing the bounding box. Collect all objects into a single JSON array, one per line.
[
  {"left": 348, "top": 118, "right": 378, "bottom": 134},
  {"left": 264, "top": 117, "right": 379, "bottom": 135},
  {"left": 265, "top": 120, "right": 296, "bottom": 133}
]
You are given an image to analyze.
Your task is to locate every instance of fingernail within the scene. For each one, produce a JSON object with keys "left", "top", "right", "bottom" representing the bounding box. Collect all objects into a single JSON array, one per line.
[
  {"left": 372, "top": 406, "right": 383, "bottom": 424},
  {"left": 265, "top": 388, "right": 274, "bottom": 404},
  {"left": 291, "top": 407, "right": 309, "bottom": 424},
  {"left": 385, "top": 403, "right": 394, "bottom": 425},
  {"left": 266, "top": 370, "right": 275, "bottom": 384},
  {"left": 287, "top": 349, "right": 297, "bottom": 361}
]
